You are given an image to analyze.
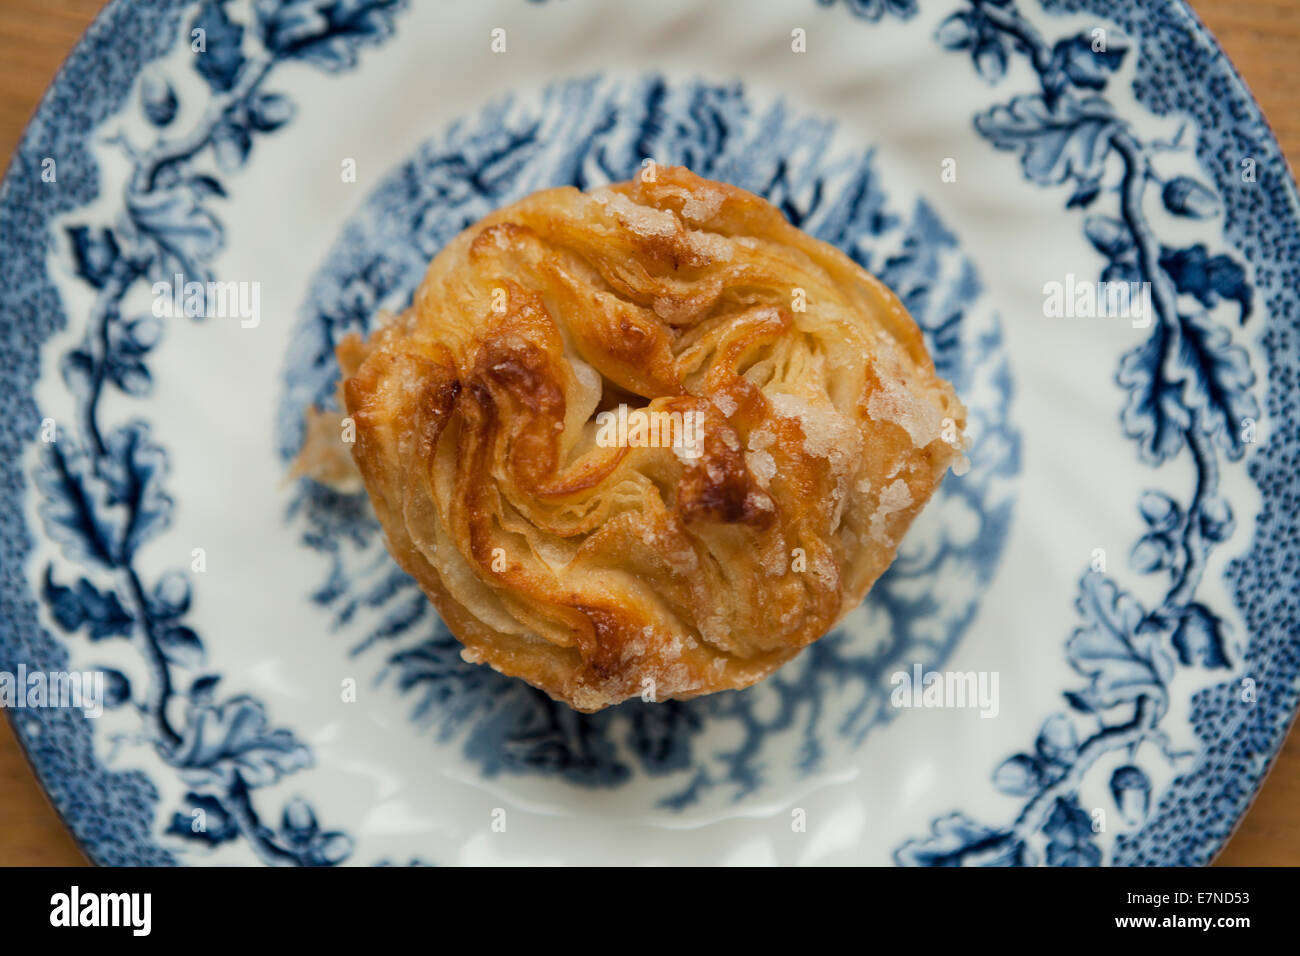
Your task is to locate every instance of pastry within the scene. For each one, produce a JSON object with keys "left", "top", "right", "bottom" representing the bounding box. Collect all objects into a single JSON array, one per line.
[{"left": 329, "top": 165, "right": 966, "bottom": 712}]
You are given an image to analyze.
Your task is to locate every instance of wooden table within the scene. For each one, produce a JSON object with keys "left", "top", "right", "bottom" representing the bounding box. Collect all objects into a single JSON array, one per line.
[{"left": 1, "top": 0, "right": 1298, "bottom": 867}]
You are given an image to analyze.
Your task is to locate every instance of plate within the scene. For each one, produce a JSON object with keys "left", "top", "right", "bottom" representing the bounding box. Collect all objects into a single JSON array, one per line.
[{"left": 2, "top": 0, "right": 1298, "bottom": 866}]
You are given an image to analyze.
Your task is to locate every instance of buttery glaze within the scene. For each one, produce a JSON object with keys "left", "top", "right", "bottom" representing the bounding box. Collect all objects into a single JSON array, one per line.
[{"left": 337, "top": 166, "right": 966, "bottom": 712}]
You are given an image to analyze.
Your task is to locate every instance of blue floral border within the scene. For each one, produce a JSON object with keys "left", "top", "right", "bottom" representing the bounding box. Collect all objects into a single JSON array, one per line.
[
  {"left": 14, "top": 0, "right": 408, "bottom": 866},
  {"left": 889, "top": 0, "right": 1283, "bottom": 866}
]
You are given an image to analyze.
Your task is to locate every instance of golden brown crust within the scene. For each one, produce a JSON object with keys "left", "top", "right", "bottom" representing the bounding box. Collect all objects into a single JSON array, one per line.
[{"left": 338, "top": 166, "right": 966, "bottom": 712}]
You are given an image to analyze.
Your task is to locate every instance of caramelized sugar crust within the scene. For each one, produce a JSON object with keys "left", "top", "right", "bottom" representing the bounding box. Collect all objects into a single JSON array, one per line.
[{"left": 340, "top": 166, "right": 966, "bottom": 712}]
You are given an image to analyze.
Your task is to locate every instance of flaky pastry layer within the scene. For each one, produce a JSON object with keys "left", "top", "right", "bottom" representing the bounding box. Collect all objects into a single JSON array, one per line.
[{"left": 338, "top": 166, "right": 966, "bottom": 712}]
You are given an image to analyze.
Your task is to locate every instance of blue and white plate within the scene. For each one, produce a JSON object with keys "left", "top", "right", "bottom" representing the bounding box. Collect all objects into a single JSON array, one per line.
[{"left": 2, "top": 0, "right": 1298, "bottom": 866}]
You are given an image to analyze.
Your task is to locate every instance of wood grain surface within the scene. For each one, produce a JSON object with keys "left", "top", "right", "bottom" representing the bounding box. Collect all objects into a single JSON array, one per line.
[{"left": 1, "top": 0, "right": 1298, "bottom": 867}]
